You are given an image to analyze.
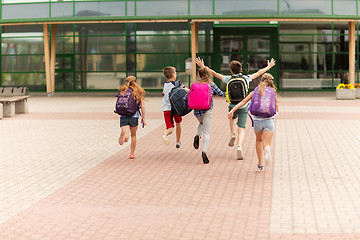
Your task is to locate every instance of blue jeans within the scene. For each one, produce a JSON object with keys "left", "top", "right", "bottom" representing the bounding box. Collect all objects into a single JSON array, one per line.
[{"left": 253, "top": 118, "right": 274, "bottom": 132}]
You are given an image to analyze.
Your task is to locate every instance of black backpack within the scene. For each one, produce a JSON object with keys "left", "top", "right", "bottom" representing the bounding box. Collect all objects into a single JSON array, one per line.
[
  {"left": 169, "top": 81, "right": 192, "bottom": 116},
  {"left": 225, "top": 75, "right": 249, "bottom": 104}
]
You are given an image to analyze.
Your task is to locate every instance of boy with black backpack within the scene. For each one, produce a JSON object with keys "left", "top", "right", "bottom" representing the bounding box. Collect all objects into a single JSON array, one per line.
[
  {"left": 195, "top": 57, "right": 275, "bottom": 160},
  {"left": 161, "top": 66, "right": 189, "bottom": 148}
]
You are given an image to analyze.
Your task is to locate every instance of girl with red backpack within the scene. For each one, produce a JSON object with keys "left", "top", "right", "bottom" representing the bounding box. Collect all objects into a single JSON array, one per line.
[
  {"left": 189, "top": 67, "right": 225, "bottom": 164},
  {"left": 228, "top": 73, "right": 278, "bottom": 171},
  {"left": 116, "top": 76, "right": 146, "bottom": 159}
]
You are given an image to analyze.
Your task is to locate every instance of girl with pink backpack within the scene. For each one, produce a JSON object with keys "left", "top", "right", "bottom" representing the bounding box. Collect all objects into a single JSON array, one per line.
[
  {"left": 189, "top": 67, "right": 225, "bottom": 164},
  {"left": 228, "top": 73, "right": 278, "bottom": 171}
]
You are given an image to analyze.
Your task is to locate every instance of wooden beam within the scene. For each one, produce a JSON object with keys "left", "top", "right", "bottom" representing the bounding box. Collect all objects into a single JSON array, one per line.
[
  {"left": 50, "top": 24, "right": 57, "bottom": 93},
  {"left": 349, "top": 21, "right": 356, "bottom": 85},
  {"left": 191, "top": 21, "right": 199, "bottom": 84},
  {"left": 43, "top": 24, "right": 51, "bottom": 96}
]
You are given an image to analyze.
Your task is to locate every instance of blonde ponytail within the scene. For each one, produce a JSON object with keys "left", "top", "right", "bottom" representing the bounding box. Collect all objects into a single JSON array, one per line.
[{"left": 118, "top": 76, "right": 145, "bottom": 104}]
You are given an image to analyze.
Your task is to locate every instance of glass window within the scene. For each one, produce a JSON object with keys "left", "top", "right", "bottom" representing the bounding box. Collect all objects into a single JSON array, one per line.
[
  {"left": 136, "top": 54, "right": 187, "bottom": 72},
  {"left": 136, "top": 35, "right": 189, "bottom": 53},
  {"left": 2, "top": 38, "right": 44, "bottom": 54},
  {"left": 220, "top": 35, "right": 243, "bottom": 52},
  {"left": 75, "top": 36, "right": 126, "bottom": 53},
  {"left": 2, "top": 55, "right": 45, "bottom": 72},
  {"left": 75, "top": 54, "right": 126, "bottom": 72},
  {"left": 3, "top": 0, "right": 49, "bottom": 2},
  {"left": 81, "top": 72, "right": 126, "bottom": 90},
  {"left": 136, "top": 23, "right": 189, "bottom": 35},
  {"left": 75, "top": 1, "right": 126, "bottom": 17},
  {"left": 279, "top": 0, "right": 331, "bottom": 15},
  {"left": 137, "top": 72, "right": 189, "bottom": 89},
  {"left": 2, "top": 73, "right": 46, "bottom": 88},
  {"left": 56, "top": 36, "right": 74, "bottom": 54},
  {"left": 214, "top": 0, "right": 277, "bottom": 15},
  {"left": 127, "top": 1, "right": 135, "bottom": 16},
  {"left": 248, "top": 36, "right": 270, "bottom": 52},
  {"left": 136, "top": 0, "right": 188, "bottom": 16},
  {"left": 55, "top": 24, "right": 74, "bottom": 37},
  {"left": 198, "top": 34, "right": 213, "bottom": 53},
  {"left": 75, "top": 23, "right": 126, "bottom": 36},
  {"left": 334, "top": 0, "right": 356, "bottom": 15},
  {"left": 2, "top": 3, "right": 49, "bottom": 19},
  {"left": 190, "top": 0, "right": 213, "bottom": 15},
  {"left": 51, "top": 2, "right": 73, "bottom": 18}
]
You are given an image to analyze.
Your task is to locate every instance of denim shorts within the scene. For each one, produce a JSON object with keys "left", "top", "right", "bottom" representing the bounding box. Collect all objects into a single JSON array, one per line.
[
  {"left": 120, "top": 116, "right": 139, "bottom": 127},
  {"left": 253, "top": 118, "right": 275, "bottom": 132}
]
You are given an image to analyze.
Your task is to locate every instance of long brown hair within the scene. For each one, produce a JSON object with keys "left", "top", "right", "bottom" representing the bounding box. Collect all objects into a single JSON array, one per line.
[
  {"left": 198, "top": 67, "right": 212, "bottom": 84},
  {"left": 118, "top": 76, "right": 145, "bottom": 104},
  {"left": 258, "top": 73, "right": 277, "bottom": 96}
]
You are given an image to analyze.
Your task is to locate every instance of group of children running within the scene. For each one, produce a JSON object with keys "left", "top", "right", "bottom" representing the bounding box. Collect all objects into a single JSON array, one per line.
[{"left": 115, "top": 57, "right": 277, "bottom": 171}]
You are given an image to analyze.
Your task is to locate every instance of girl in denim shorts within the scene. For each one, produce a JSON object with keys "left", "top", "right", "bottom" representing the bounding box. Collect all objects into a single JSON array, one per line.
[
  {"left": 118, "top": 76, "right": 146, "bottom": 159},
  {"left": 228, "top": 73, "right": 278, "bottom": 171}
]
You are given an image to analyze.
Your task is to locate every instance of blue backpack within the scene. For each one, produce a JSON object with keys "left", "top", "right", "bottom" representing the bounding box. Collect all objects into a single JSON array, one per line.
[
  {"left": 169, "top": 81, "right": 192, "bottom": 116},
  {"left": 114, "top": 88, "right": 139, "bottom": 116}
]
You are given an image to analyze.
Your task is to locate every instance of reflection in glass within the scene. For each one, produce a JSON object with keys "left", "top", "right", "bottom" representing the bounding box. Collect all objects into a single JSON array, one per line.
[
  {"left": 137, "top": 72, "right": 189, "bottom": 89},
  {"left": 2, "top": 73, "right": 46, "bottom": 88},
  {"left": 2, "top": 55, "right": 45, "bottom": 72},
  {"left": 75, "top": 36, "right": 126, "bottom": 53},
  {"left": 215, "top": 0, "right": 277, "bottom": 15},
  {"left": 334, "top": 0, "right": 356, "bottom": 15},
  {"left": 136, "top": 35, "right": 189, "bottom": 53},
  {"left": 280, "top": 0, "right": 331, "bottom": 15},
  {"left": 136, "top": 0, "right": 188, "bottom": 16},
  {"left": 51, "top": 2, "right": 73, "bottom": 18},
  {"left": 220, "top": 36, "right": 243, "bottom": 52},
  {"left": 75, "top": 1, "right": 125, "bottom": 17},
  {"left": 84, "top": 72, "right": 126, "bottom": 90},
  {"left": 136, "top": 54, "right": 187, "bottom": 72},
  {"left": 2, "top": 4, "right": 49, "bottom": 19},
  {"left": 136, "top": 23, "right": 189, "bottom": 35},
  {"left": 247, "top": 36, "right": 270, "bottom": 52},
  {"left": 190, "top": 0, "right": 213, "bottom": 15},
  {"left": 56, "top": 37, "right": 73, "bottom": 54},
  {"left": 127, "top": 1, "right": 135, "bottom": 16},
  {"left": 248, "top": 54, "right": 270, "bottom": 72},
  {"left": 2, "top": 38, "right": 44, "bottom": 54},
  {"left": 75, "top": 54, "right": 126, "bottom": 72}
]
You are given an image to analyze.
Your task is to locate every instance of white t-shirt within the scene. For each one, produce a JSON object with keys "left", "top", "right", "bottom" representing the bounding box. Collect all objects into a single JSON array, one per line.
[{"left": 161, "top": 81, "right": 184, "bottom": 112}]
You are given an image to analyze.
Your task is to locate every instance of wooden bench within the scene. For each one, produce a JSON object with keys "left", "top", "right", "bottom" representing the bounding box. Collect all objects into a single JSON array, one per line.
[{"left": 0, "top": 87, "right": 30, "bottom": 118}]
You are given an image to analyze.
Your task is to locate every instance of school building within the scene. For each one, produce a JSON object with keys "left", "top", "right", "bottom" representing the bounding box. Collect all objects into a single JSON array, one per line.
[{"left": 0, "top": 0, "right": 359, "bottom": 94}]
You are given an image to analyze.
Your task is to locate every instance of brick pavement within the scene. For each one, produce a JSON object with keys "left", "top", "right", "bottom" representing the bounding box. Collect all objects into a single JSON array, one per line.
[{"left": 0, "top": 94, "right": 359, "bottom": 240}]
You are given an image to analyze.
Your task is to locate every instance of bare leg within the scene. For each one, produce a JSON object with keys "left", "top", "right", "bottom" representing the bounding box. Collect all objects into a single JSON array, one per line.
[
  {"left": 263, "top": 131, "right": 274, "bottom": 149},
  {"left": 119, "top": 126, "right": 130, "bottom": 145},
  {"left": 237, "top": 127, "right": 246, "bottom": 147},
  {"left": 255, "top": 131, "right": 264, "bottom": 167},
  {"left": 175, "top": 122, "right": 181, "bottom": 143},
  {"left": 164, "top": 127, "right": 173, "bottom": 136},
  {"left": 229, "top": 118, "right": 236, "bottom": 135},
  {"left": 129, "top": 126, "right": 138, "bottom": 155}
]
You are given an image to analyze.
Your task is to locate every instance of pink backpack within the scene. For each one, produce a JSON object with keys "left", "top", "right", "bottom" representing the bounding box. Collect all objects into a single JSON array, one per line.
[{"left": 187, "top": 81, "right": 212, "bottom": 110}]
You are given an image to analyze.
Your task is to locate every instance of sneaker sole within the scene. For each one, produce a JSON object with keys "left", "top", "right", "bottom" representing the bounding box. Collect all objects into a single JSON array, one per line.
[
  {"left": 162, "top": 135, "right": 170, "bottom": 145},
  {"left": 264, "top": 148, "right": 271, "bottom": 165},
  {"left": 193, "top": 136, "right": 199, "bottom": 149},
  {"left": 228, "top": 136, "right": 236, "bottom": 147},
  {"left": 237, "top": 149, "right": 244, "bottom": 160}
]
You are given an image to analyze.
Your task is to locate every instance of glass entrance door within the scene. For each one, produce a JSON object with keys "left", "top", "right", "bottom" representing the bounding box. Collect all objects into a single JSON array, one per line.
[
  {"left": 55, "top": 54, "right": 75, "bottom": 90},
  {"left": 214, "top": 27, "right": 279, "bottom": 90}
]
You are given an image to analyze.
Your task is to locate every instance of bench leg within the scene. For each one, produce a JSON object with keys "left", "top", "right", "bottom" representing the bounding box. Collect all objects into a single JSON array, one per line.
[
  {"left": 15, "top": 99, "right": 28, "bottom": 114},
  {"left": 0, "top": 103, "right": 3, "bottom": 119},
  {"left": 3, "top": 102, "right": 15, "bottom": 117}
]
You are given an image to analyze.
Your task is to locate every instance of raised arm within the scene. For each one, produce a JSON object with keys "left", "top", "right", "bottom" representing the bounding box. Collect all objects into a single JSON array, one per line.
[
  {"left": 140, "top": 99, "right": 146, "bottom": 127},
  {"left": 195, "top": 57, "right": 225, "bottom": 82},
  {"left": 250, "top": 58, "right": 276, "bottom": 80}
]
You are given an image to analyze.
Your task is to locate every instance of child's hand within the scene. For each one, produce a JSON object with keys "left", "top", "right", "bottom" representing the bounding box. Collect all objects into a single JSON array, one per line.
[
  {"left": 268, "top": 58, "right": 276, "bottom": 68},
  {"left": 195, "top": 57, "right": 205, "bottom": 68},
  {"left": 228, "top": 111, "right": 234, "bottom": 119},
  {"left": 142, "top": 119, "right": 146, "bottom": 127}
]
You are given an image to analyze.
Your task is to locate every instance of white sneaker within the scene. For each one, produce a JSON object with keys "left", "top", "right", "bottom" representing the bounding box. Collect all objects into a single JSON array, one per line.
[
  {"left": 264, "top": 146, "right": 271, "bottom": 165},
  {"left": 228, "top": 133, "right": 236, "bottom": 147},
  {"left": 237, "top": 146, "right": 244, "bottom": 160},
  {"left": 176, "top": 140, "right": 182, "bottom": 149},
  {"left": 161, "top": 132, "right": 169, "bottom": 145}
]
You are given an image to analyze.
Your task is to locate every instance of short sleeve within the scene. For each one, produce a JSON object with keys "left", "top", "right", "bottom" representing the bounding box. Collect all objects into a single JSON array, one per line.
[{"left": 222, "top": 75, "right": 231, "bottom": 84}]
